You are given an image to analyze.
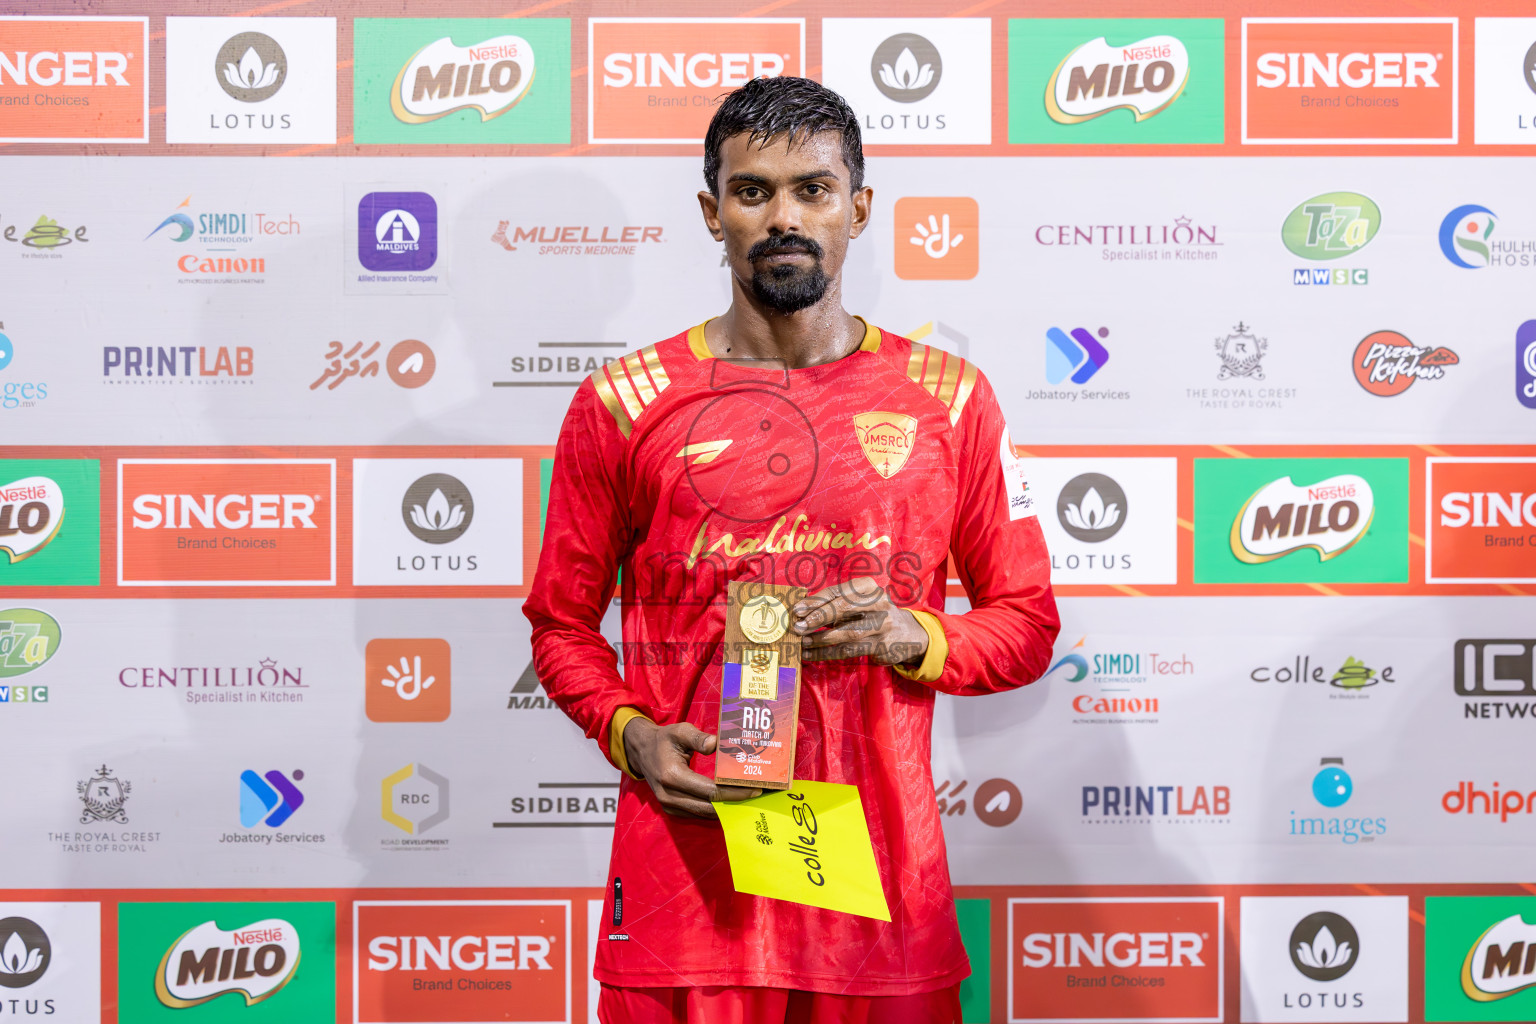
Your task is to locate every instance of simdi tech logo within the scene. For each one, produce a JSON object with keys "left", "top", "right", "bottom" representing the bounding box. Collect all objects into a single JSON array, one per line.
[
  {"left": 1242, "top": 18, "right": 1458, "bottom": 144},
  {"left": 117, "top": 901, "right": 334, "bottom": 1022},
  {"left": 588, "top": 18, "right": 803, "bottom": 144},
  {"left": 0, "top": 16, "right": 147, "bottom": 142},
  {"left": 0, "top": 459, "right": 100, "bottom": 585},
  {"left": 1193, "top": 457, "right": 1409, "bottom": 584},
  {"left": 1008, "top": 897, "right": 1222, "bottom": 1023},
  {"left": 1427, "top": 458, "right": 1536, "bottom": 584},
  {"left": 117, "top": 459, "right": 335, "bottom": 586},
  {"left": 1008, "top": 19, "right": 1225, "bottom": 144},
  {"left": 1425, "top": 897, "right": 1536, "bottom": 1021},
  {"left": 353, "top": 19, "right": 570, "bottom": 144}
]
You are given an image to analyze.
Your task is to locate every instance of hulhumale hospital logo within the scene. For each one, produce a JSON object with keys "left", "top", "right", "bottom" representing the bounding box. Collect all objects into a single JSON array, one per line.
[{"left": 1440, "top": 204, "right": 1498, "bottom": 268}]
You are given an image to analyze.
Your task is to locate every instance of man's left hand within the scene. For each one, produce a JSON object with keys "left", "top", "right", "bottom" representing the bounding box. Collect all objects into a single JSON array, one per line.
[{"left": 790, "top": 577, "right": 928, "bottom": 667}]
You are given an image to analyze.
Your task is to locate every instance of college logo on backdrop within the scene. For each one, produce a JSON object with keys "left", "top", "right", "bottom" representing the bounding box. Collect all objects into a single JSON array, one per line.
[
  {"left": 1283, "top": 192, "right": 1379, "bottom": 286},
  {"left": 1472, "top": 19, "right": 1536, "bottom": 144},
  {"left": 354, "top": 901, "right": 568, "bottom": 1023},
  {"left": 1425, "top": 897, "right": 1536, "bottom": 1021},
  {"left": 0, "top": 17, "right": 147, "bottom": 142},
  {"left": 117, "top": 901, "right": 334, "bottom": 1021},
  {"left": 353, "top": 18, "right": 570, "bottom": 144},
  {"left": 0, "top": 211, "right": 90, "bottom": 262},
  {"left": 1193, "top": 457, "right": 1409, "bottom": 583},
  {"left": 1427, "top": 459, "right": 1536, "bottom": 583},
  {"left": 1008, "top": 18, "right": 1225, "bottom": 144},
  {"left": 352, "top": 458, "right": 523, "bottom": 585},
  {"left": 820, "top": 19, "right": 992, "bottom": 144},
  {"left": 163, "top": 17, "right": 336, "bottom": 144},
  {"left": 117, "top": 459, "right": 335, "bottom": 586},
  {"left": 365, "top": 638, "right": 451, "bottom": 722},
  {"left": 894, "top": 197, "right": 977, "bottom": 280},
  {"left": 0, "top": 904, "right": 102, "bottom": 1020},
  {"left": 0, "top": 460, "right": 100, "bottom": 585},
  {"left": 1242, "top": 18, "right": 1458, "bottom": 144},
  {"left": 1026, "top": 458, "right": 1178, "bottom": 584},
  {"left": 1009, "top": 898, "right": 1222, "bottom": 1022},
  {"left": 588, "top": 18, "right": 803, "bottom": 143},
  {"left": 1239, "top": 896, "right": 1409, "bottom": 1022}
]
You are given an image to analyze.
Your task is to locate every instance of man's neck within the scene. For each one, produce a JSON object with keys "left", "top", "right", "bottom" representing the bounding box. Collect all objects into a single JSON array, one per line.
[{"left": 704, "top": 280, "right": 865, "bottom": 370}]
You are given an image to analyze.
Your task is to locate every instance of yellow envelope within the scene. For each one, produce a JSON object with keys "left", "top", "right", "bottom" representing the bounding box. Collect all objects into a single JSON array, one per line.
[{"left": 713, "top": 780, "right": 891, "bottom": 922}]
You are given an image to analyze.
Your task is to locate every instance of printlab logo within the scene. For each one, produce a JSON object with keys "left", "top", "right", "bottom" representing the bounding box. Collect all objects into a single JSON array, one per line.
[
  {"left": 934, "top": 778, "right": 1024, "bottom": 828},
  {"left": 239, "top": 769, "right": 304, "bottom": 827},
  {"left": 0, "top": 917, "right": 49, "bottom": 988},
  {"left": 872, "top": 34, "right": 941, "bottom": 102},
  {"left": 216, "top": 31, "right": 286, "bottom": 102},
  {"left": 382, "top": 763, "right": 449, "bottom": 836},
  {"left": 366, "top": 639, "right": 451, "bottom": 723},
  {"left": 1440, "top": 204, "right": 1498, "bottom": 268},
  {"left": 1352, "top": 331, "right": 1458, "bottom": 397},
  {"left": 311, "top": 339, "right": 436, "bottom": 391},
  {"left": 359, "top": 192, "right": 437, "bottom": 273},
  {"left": 78, "top": 764, "right": 130, "bottom": 825},
  {"left": 893, "top": 197, "right": 978, "bottom": 280},
  {"left": 402, "top": 473, "right": 473, "bottom": 543},
  {"left": 1290, "top": 912, "right": 1359, "bottom": 981},
  {"left": 1057, "top": 473, "right": 1126, "bottom": 542}
]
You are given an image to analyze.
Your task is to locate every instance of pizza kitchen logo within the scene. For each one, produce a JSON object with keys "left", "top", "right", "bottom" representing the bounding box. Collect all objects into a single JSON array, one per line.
[
  {"left": 1046, "top": 33, "right": 1190, "bottom": 124},
  {"left": 1352, "top": 331, "right": 1458, "bottom": 397}
]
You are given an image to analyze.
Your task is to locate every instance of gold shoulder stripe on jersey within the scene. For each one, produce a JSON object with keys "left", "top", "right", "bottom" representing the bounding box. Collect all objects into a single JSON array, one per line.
[
  {"left": 905, "top": 342, "right": 978, "bottom": 426},
  {"left": 686, "top": 317, "right": 880, "bottom": 360},
  {"left": 590, "top": 343, "right": 672, "bottom": 437},
  {"left": 677, "top": 440, "right": 733, "bottom": 464}
]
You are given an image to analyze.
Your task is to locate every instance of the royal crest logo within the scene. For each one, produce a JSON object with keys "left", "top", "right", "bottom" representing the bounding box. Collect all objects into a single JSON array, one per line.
[
  {"left": 155, "top": 918, "right": 300, "bottom": 1008},
  {"left": 78, "top": 764, "right": 130, "bottom": 824},
  {"left": 1231, "top": 474, "right": 1374, "bottom": 564},
  {"left": 853, "top": 412, "right": 918, "bottom": 479},
  {"left": 1215, "top": 322, "right": 1267, "bottom": 380},
  {"left": 1045, "top": 34, "right": 1191, "bottom": 123},
  {"left": 390, "top": 35, "right": 535, "bottom": 124}
]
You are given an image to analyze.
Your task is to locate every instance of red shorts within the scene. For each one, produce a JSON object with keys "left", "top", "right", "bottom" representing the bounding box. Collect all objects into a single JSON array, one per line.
[{"left": 597, "top": 983, "right": 962, "bottom": 1024}]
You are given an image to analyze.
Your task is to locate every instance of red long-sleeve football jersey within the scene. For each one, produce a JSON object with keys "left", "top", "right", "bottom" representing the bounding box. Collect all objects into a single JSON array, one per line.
[{"left": 524, "top": 320, "right": 1059, "bottom": 995}]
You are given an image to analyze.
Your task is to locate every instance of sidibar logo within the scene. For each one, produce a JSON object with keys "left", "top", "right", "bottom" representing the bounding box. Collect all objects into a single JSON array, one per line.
[
  {"left": 118, "top": 459, "right": 335, "bottom": 586},
  {"left": 0, "top": 17, "right": 147, "bottom": 142},
  {"left": 1242, "top": 18, "right": 1458, "bottom": 144},
  {"left": 1427, "top": 458, "right": 1536, "bottom": 584}
]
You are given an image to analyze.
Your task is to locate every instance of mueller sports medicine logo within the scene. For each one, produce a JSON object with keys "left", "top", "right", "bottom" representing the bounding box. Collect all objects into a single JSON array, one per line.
[
  {"left": 0, "top": 17, "right": 147, "bottom": 143},
  {"left": 1046, "top": 34, "right": 1190, "bottom": 124},
  {"left": 155, "top": 917, "right": 300, "bottom": 1008},
  {"left": 118, "top": 459, "right": 336, "bottom": 586},
  {"left": 1009, "top": 898, "right": 1222, "bottom": 1023},
  {"left": 491, "top": 221, "right": 664, "bottom": 257},
  {"left": 391, "top": 34, "right": 535, "bottom": 123},
  {"left": 1231, "top": 474, "right": 1373, "bottom": 564},
  {"left": 1242, "top": 18, "right": 1458, "bottom": 144},
  {"left": 1427, "top": 458, "right": 1536, "bottom": 584}
]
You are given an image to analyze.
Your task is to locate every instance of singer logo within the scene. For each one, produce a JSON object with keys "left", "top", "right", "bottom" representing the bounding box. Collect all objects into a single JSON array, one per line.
[
  {"left": 0, "top": 17, "right": 147, "bottom": 142},
  {"left": 1009, "top": 897, "right": 1222, "bottom": 1022},
  {"left": 391, "top": 34, "right": 535, "bottom": 123},
  {"left": 1428, "top": 458, "right": 1536, "bottom": 584},
  {"left": 354, "top": 901, "right": 569, "bottom": 1023},
  {"left": 118, "top": 459, "right": 335, "bottom": 586},
  {"left": 1242, "top": 19, "right": 1457, "bottom": 143},
  {"left": 588, "top": 19, "right": 803, "bottom": 143}
]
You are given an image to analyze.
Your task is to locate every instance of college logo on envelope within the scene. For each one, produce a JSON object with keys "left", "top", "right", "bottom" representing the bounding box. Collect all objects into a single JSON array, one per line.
[{"left": 853, "top": 412, "right": 918, "bottom": 479}]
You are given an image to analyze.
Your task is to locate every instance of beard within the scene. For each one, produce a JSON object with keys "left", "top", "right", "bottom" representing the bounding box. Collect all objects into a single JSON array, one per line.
[{"left": 746, "top": 234, "right": 829, "bottom": 314}]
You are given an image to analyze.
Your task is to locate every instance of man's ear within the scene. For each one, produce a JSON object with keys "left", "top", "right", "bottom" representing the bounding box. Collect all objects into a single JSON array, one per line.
[
  {"left": 848, "top": 185, "right": 874, "bottom": 241},
  {"left": 698, "top": 190, "right": 724, "bottom": 242}
]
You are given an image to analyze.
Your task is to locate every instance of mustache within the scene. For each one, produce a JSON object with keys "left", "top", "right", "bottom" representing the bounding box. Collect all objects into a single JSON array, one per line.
[{"left": 746, "top": 234, "right": 824, "bottom": 261}]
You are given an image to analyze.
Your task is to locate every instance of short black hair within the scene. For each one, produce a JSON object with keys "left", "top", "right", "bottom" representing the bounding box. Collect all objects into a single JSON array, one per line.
[{"left": 703, "top": 76, "right": 864, "bottom": 196}]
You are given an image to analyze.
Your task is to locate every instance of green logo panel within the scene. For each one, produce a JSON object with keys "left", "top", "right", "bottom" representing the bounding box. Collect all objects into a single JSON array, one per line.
[
  {"left": 1008, "top": 19, "right": 1224, "bottom": 144},
  {"left": 1193, "top": 458, "right": 1409, "bottom": 584},
  {"left": 0, "top": 459, "right": 99, "bottom": 585},
  {"left": 956, "top": 897, "right": 991, "bottom": 1023},
  {"left": 354, "top": 19, "right": 571, "bottom": 144},
  {"left": 1426, "top": 897, "right": 1536, "bottom": 1021},
  {"left": 117, "top": 901, "right": 335, "bottom": 1023}
]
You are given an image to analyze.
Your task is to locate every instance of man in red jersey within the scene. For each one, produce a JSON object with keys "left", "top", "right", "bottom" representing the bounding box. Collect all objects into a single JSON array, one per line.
[{"left": 524, "top": 77, "right": 1059, "bottom": 1024}]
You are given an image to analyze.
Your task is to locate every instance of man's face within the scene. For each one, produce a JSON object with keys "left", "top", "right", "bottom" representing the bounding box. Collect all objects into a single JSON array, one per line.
[{"left": 700, "top": 130, "right": 871, "bottom": 314}]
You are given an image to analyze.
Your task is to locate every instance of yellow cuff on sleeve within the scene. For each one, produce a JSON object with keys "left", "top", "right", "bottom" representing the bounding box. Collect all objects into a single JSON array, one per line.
[
  {"left": 893, "top": 609, "right": 948, "bottom": 684},
  {"left": 609, "top": 706, "right": 651, "bottom": 780}
]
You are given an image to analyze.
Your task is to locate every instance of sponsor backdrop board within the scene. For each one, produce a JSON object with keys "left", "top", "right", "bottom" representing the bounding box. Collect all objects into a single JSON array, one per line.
[{"left": 3, "top": 1, "right": 1535, "bottom": 1023}]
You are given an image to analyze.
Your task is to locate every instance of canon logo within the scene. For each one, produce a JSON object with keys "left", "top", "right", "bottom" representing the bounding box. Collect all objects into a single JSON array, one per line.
[
  {"left": 1440, "top": 492, "right": 1536, "bottom": 528},
  {"left": 366, "top": 935, "right": 552, "bottom": 971},
  {"left": 131, "top": 494, "right": 316, "bottom": 530},
  {"left": 1254, "top": 52, "right": 1438, "bottom": 89},
  {"left": 601, "top": 52, "right": 784, "bottom": 89},
  {"left": 0, "top": 50, "right": 129, "bottom": 86},
  {"left": 1021, "top": 931, "right": 1204, "bottom": 969}
]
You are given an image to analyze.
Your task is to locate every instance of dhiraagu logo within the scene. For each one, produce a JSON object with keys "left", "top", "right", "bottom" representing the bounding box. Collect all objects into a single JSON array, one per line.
[
  {"left": 1426, "top": 897, "right": 1536, "bottom": 1021},
  {"left": 1194, "top": 458, "right": 1409, "bottom": 584},
  {"left": 1008, "top": 19, "right": 1224, "bottom": 143}
]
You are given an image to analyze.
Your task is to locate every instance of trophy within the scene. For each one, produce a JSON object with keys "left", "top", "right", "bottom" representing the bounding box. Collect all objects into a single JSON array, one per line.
[{"left": 714, "top": 581, "right": 807, "bottom": 790}]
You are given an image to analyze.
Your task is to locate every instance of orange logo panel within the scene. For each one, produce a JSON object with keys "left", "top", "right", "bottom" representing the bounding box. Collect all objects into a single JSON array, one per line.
[
  {"left": 1010, "top": 899, "right": 1222, "bottom": 1021},
  {"left": 118, "top": 460, "right": 334, "bottom": 585},
  {"left": 365, "top": 639, "right": 451, "bottom": 722},
  {"left": 589, "top": 19, "right": 803, "bottom": 142},
  {"left": 1243, "top": 20, "right": 1456, "bottom": 143},
  {"left": 1428, "top": 459, "right": 1536, "bottom": 583},
  {"left": 894, "top": 197, "right": 979, "bottom": 280},
  {"left": 0, "top": 18, "right": 147, "bottom": 142},
  {"left": 355, "top": 901, "right": 568, "bottom": 1023}
]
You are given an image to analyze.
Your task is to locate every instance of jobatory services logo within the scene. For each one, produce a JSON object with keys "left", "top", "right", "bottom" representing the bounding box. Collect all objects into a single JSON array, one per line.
[
  {"left": 1425, "top": 897, "right": 1536, "bottom": 1020},
  {"left": 1193, "top": 457, "right": 1410, "bottom": 584},
  {"left": 1352, "top": 331, "right": 1458, "bottom": 396},
  {"left": 365, "top": 639, "right": 451, "bottom": 722},
  {"left": 1283, "top": 192, "right": 1379, "bottom": 285},
  {"left": 894, "top": 196, "right": 977, "bottom": 280},
  {"left": 1472, "top": 20, "right": 1536, "bottom": 144},
  {"left": 354, "top": 901, "right": 569, "bottom": 1023},
  {"left": 0, "top": 16, "right": 147, "bottom": 142},
  {"left": 1240, "top": 896, "right": 1409, "bottom": 1023},
  {"left": 934, "top": 778, "right": 1024, "bottom": 828},
  {"left": 164, "top": 18, "right": 336, "bottom": 144},
  {"left": 1520, "top": 321, "right": 1536, "bottom": 409},
  {"left": 1288, "top": 757, "right": 1386, "bottom": 845},
  {"left": 0, "top": 608, "right": 61, "bottom": 705},
  {"left": 1009, "top": 19, "right": 1225, "bottom": 144},
  {"left": 820, "top": 19, "right": 992, "bottom": 145},
  {"left": 381, "top": 763, "right": 449, "bottom": 840},
  {"left": 1242, "top": 18, "right": 1458, "bottom": 144},
  {"left": 117, "top": 901, "right": 334, "bottom": 1021},
  {"left": 0, "top": 459, "right": 100, "bottom": 585},
  {"left": 1037, "top": 326, "right": 1126, "bottom": 401},
  {"left": 1454, "top": 638, "right": 1536, "bottom": 722},
  {"left": 352, "top": 458, "right": 523, "bottom": 585},
  {"left": 237, "top": 769, "right": 304, "bottom": 828},
  {"left": 1026, "top": 458, "right": 1179, "bottom": 584},
  {"left": 588, "top": 18, "right": 803, "bottom": 143},
  {"left": 117, "top": 459, "right": 336, "bottom": 587},
  {"left": 1427, "top": 458, "right": 1536, "bottom": 583},
  {"left": 354, "top": 18, "right": 570, "bottom": 144},
  {"left": 0, "top": 903, "right": 102, "bottom": 1019},
  {"left": 1008, "top": 898, "right": 1223, "bottom": 1023}
]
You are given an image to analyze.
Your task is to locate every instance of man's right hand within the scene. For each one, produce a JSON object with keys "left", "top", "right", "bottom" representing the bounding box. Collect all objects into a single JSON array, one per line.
[{"left": 622, "top": 718, "right": 760, "bottom": 818}]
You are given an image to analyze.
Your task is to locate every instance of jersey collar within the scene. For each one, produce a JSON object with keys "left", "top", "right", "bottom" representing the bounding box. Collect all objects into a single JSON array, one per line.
[{"left": 686, "top": 316, "right": 882, "bottom": 361}]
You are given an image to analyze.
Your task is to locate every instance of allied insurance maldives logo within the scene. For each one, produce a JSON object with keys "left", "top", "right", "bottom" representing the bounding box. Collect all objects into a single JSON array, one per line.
[
  {"left": 117, "top": 459, "right": 335, "bottom": 586},
  {"left": 0, "top": 17, "right": 148, "bottom": 143},
  {"left": 1242, "top": 18, "right": 1458, "bottom": 144}
]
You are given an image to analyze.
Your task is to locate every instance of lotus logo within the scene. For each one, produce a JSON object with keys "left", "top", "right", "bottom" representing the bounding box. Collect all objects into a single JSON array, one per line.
[
  {"left": 1289, "top": 911, "right": 1359, "bottom": 981},
  {"left": 1526, "top": 42, "right": 1536, "bottom": 95},
  {"left": 391, "top": 35, "right": 536, "bottom": 124},
  {"left": 0, "top": 918, "right": 49, "bottom": 988},
  {"left": 401, "top": 473, "right": 473, "bottom": 544},
  {"left": 1057, "top": 473, "right": 1127, "bottom": 543},
  {"left": 871, "top": 33, "right": 942, "bottom": 103},
  {"left": 1281, "top": 192, "right": 1381, "bottom": 261},
  {"left": 1230, "top": 474, "right": 1373, "bottom": 564},
  {"left": 1046, "top": 35, "right": 1191, "bottom": 124},
  {"left": 1439, "top": 204, "right": 1498, "bottom": 269},
  {"left": 214, "top": 32, "right": 287, "bottom": 104}
]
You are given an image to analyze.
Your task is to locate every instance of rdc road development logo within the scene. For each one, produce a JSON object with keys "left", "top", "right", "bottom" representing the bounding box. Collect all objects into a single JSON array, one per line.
[
  {"left": 0, "top": 903, "right": 102, "bottom": 1020},
  {"left": 1427, "top": 458, "right": 1536, "bottom": 584},
  {"left": 1353, "top": 332, "right": 1458, "bottom": 396},
  {"left": 381, "top": 763, "right": 449, "bottom": 839},
  {"left": 1239, "top": 896, "right": 1408, "bottom": 1023},
  {"left": 0, "top": 17, "right": 148, "bottom": 143},
  {"left": 354, "top": 901, "right": 568, "bottom": 1024},
  {"left": 1426, "top": 897, "right": 1536, "bottom": 1020}
]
